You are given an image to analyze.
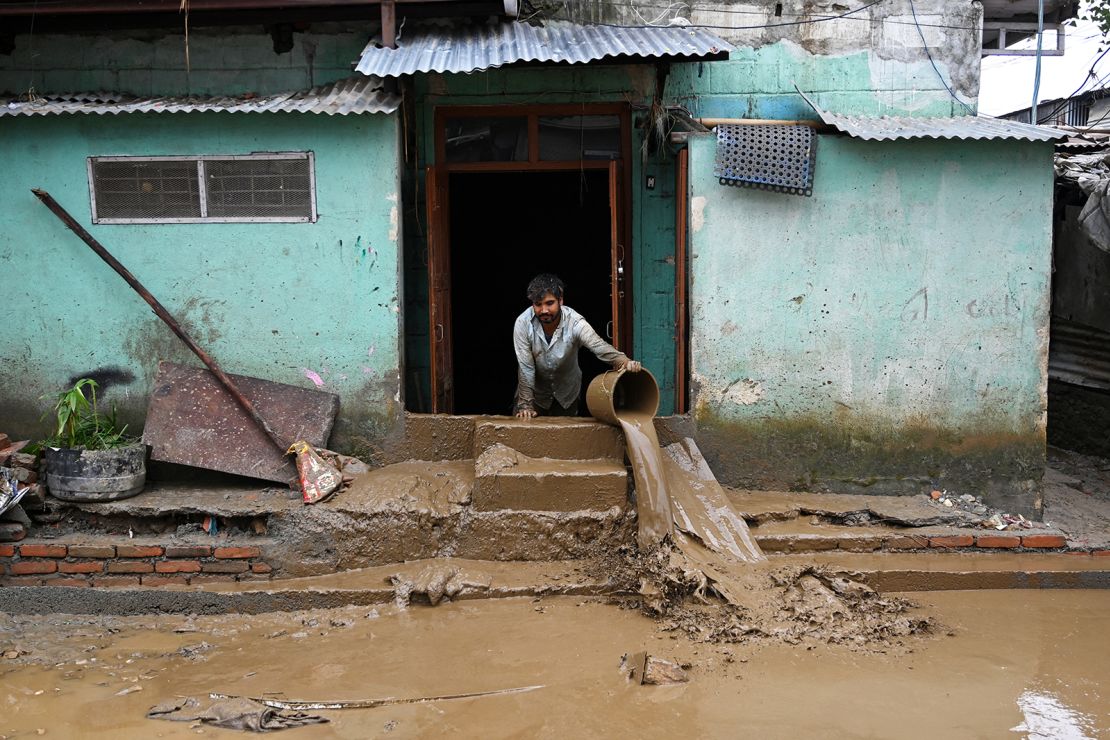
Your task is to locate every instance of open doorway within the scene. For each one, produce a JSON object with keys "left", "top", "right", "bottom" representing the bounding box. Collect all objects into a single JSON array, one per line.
[{"left": 448, "top": 170, "right": 614, "bottom": 414}]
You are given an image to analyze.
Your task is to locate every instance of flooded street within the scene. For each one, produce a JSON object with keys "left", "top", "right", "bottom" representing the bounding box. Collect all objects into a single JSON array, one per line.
[{"left": 1, "top": 590, "right": 1107, "bottom": 738}]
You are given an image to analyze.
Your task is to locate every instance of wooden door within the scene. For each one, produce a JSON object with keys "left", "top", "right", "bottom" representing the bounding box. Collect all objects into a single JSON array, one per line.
[
  {"left": 608, "top": 160, "right": 623, "bottom": 348},
  {"left": 426, "top": 166, "right": 454, "bottom": 413},
  {"left": 674, "top": 148, "right": 689, "bottom": 414}
]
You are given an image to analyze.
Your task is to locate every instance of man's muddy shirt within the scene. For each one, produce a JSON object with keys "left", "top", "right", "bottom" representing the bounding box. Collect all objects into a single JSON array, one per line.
[{"left": 513, "top": 305, "right": 628, "bottom": 411}]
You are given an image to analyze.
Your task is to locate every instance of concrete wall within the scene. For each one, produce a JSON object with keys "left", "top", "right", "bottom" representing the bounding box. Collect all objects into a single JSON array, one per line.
[
  {"left": 0, "top": 24, "right": 365, "bottom": 96},
  {"left": 684, "top": 134, "right": 1054, "bottom": 514},
  {"left": 566, "top": 0, "right": 982, "bottom": 117},
  {"left": 0, "top": 112, "right": 403, "bottom": 453}
]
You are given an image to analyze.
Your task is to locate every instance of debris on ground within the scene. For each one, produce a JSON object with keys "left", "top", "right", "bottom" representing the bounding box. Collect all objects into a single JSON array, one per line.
[
  {"left": 596, "top": 541, "right": 937, "bottom": 651},
  {"left": 388, "top": 564, "right": 489, "bottom": 606},
  {"left": 148, "top": 695, "right": 328, "bottom": 732},
  {"left": 621, "top": 651, "right": 690, "bottom": 685},
  {"left": 927, "top": 489, "right": 1038, "bottom": 530}
]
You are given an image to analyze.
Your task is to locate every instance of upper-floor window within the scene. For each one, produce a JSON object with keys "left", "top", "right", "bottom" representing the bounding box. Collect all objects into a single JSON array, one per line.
[{"left": 87, "top": 153, "right": 317, "bottom": 224}]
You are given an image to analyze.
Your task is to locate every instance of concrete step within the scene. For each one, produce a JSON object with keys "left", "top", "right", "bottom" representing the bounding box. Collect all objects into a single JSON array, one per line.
[
  {"left": 3, "top": 551, "right": 1108, "bottom": 615},
  {"left": 473, "top": 444, "right": 628, "bottom": 513},
  {"left": 473, "top": 417, "right": 624, "bottom": 461},
  {"left": 0, "top": 558, "right": 609, "bottom": 615},
  {"left": 772, "top": 551, "right": 1110, "bottom": 591}
]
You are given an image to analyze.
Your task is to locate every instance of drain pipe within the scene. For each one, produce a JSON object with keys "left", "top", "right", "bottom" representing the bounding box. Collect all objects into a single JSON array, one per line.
[{"left": 1032, "top": 0, "right": 1045, "bottom": 123}]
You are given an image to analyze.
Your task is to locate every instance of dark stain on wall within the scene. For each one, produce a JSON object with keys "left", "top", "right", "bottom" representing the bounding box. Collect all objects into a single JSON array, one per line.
[
  {"left": 67, "top": 366, "right": 136, "bottom": 395},
  {"left": 656, "top": 410, "right": 1046, "bottom": 518}
]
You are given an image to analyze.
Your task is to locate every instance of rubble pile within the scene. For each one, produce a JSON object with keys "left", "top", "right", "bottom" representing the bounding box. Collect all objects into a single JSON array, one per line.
[
  {"left": 0, "top": 433, "right": 45, "bottom": 542},
  {"left": 927, "top": 489, "right": 1036, "bottom": 531},
  {"left": 600, "top": 541, "right": 938, "bottom": 651}
]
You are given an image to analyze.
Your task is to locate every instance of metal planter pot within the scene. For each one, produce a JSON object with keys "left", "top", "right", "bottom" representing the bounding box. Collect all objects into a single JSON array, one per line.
[{"left": 44, "top": 443, "right": 147, "bottom": 502}]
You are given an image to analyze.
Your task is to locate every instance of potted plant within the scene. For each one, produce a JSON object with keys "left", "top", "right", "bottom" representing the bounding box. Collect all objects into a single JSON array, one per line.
[{"left": 41, "top": 378, "right": 146, "bottom": 502}]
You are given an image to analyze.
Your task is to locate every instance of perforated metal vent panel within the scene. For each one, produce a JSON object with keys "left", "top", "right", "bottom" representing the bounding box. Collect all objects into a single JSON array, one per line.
[
  {"left": 713, "top": 124, "right": 816, "bottom": 196},
  {"left": 89, "top": 154, "right": 316, "bottom": 223},
  {"left": 205, "top": 158, "right": 313, "bottom": 219},
  {"left": 91, "top": 160, "right": 202, "bottom": 220}
]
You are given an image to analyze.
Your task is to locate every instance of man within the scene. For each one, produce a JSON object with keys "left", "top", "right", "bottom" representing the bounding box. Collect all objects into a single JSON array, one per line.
[{"left": 513, "top": 273, "right": 641, "bottom": 419}]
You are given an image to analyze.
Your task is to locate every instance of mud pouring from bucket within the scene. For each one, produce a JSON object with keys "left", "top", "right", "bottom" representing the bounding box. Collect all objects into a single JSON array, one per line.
[{"left": 587, "top": 369, "right": 765, "bottom": 602}]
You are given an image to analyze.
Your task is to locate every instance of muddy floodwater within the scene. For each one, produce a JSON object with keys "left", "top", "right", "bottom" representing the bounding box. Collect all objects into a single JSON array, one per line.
[{"left": 1, "top": 590, "right": 1107, "bottom": 738}]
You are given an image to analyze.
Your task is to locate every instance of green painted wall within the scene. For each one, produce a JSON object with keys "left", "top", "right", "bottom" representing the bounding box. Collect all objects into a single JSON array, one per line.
[
  {"left": 669, "top": 43, "right": 978, "bottom": 120},
  {"left": 0, "top": 112, "right": 402, "bottom": 453},
  {"left": 684, "top": 134, "right": 1054, "bottom": 513}
]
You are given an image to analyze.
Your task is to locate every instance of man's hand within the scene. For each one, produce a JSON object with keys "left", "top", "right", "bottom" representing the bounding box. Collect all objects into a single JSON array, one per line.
[
  {"left": 622, "top": 359, "right": 643, "bottom": 373},
  {"left": 516, "top": 406, "right": 537, "bottom": 419}
]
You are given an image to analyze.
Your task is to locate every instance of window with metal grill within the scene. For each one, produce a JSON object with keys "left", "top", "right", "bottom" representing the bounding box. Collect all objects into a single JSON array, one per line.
[{"left": 88, "top": 153, "right": 316, "bottom": 224}]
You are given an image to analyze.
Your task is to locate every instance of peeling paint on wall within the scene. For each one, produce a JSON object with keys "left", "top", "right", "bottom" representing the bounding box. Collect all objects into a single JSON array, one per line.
[
  {"left": 723, "top": 378, "right": 765, "bottom": 406},
  {"left": 691, "top": 196, "right": 707, "bottom": 233}
]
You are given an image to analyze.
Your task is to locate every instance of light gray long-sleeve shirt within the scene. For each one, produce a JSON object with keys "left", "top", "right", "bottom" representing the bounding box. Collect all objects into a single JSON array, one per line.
[{"left": 513, "top": 305, "right": 628, "bottom": 411}]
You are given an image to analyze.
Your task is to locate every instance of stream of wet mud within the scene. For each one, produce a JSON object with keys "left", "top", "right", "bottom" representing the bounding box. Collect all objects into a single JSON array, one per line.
[{"left": 1, "top": 590, "right": 1106, "bottom": 738}]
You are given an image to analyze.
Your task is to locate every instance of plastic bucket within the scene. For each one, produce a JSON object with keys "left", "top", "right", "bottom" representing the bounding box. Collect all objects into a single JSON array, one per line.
[{"left": 586, "top": 368, "right": 660, "bottom": 426}]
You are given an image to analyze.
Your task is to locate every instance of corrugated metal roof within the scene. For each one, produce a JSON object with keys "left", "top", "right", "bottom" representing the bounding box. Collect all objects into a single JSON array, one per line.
[
  {"left": 798, "top": 89, "right": 1068, "bottom": 143},
  {"left": 355, "top": 19, "right": 732, "bottom": 78},
  {"left": 1050, "top": 317, "right": 1110, "bottom": 391},
  {"left": 1, "top": 76, "right": 399, "bottom": 116}
]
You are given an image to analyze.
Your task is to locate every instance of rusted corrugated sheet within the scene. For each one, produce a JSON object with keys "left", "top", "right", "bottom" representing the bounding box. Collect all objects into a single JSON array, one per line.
[
  {"left": 355, "top": 19, "right": 732, "bottom": 77},
  {"left": 798, "top": 89, "right": 1068, "bottom": 142},
  {"left": 1, "top": 76, "right": 399, "bottom": 116},
  {"left": 1050, "top": 318, "right": 1110, "bottom": 390}
]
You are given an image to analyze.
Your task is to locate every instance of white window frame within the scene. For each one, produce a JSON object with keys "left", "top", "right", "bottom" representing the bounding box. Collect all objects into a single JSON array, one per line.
[{"left": 87, "top": 152, "right": 318, "bottom": 224}]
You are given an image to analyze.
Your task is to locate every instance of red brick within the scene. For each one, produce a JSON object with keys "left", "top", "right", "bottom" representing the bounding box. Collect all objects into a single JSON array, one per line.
[
  {"left": 884, "top": 536, "right": 929, "bottom": 551},
  {"left": 250, "top": 563, "right": 273, "bottom": 574},
  {"left": 116, "top": 545, "right": 164, "bottom": 558},
  {"left": 1093, "top": 550, "right": 1110, "bottom": 557},
  {"left": 1, "top": 577, "right": 45, "bottom": 586},
  {"left": 10, "top": 560, "right": 57, "bottom": 575},
  {"left": 929, "top": 535, "right": 975, "bottom": 548},
  {"left": 0, "top": 545, "right": 14, "bottom": 557},
  {"left": 59, "top": 561, "right": 105, "bottom": 574},
  {"left": 214, "top": 546, "right": 261, "bottom": 560},
  {"left": 0, "top": 433, "right": 9, "bottom": 448},
  {"left": 164, "top": 545, "right": 213, "bottom": 558},
  {"left": 67, "top": 545, "right": 115, "bottom": 559},
  {"left": 19, "top": 544, "right": 67, "bottom": 558},
  {"left": 1022, "top": 534, "right": 1067, "bottom": 549},
  {"left": 92, "top": 576, "right": 142, "bottom": 588},
  {"left": 976, "top": 535, "right": 1021, "bottom": 549},
  {"left": 202, "top": 561, "right": 249, "bottom": 574},
  {"left": 155, "top": 560, "right": 201, "bottom": 574},
  {"left": 142, "top": 575, "right": 190, "bottom": 587},
  {"left": 50, "top": 578, "right": 91, "bottom": 588},
  {"left": 107, "top": 561, "right": 153, "bottom": 574}
]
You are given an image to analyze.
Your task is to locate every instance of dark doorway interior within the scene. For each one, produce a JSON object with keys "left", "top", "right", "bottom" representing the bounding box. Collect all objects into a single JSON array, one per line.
[{"left": 449, "top": 170, "right": 613, "bottom": 415}]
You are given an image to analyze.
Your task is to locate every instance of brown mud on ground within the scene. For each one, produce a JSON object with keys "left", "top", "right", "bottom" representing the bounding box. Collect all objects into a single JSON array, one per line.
[
  {"left": 594, "top": 543, "right": 936, "bottom": 650},
  {"left": 1, "top": 591, "right": 1107, "bottom": 738}
]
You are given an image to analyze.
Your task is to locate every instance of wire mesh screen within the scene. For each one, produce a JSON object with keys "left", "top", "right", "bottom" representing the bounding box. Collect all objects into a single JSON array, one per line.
[
  {"left": 205, "top": 158, "right": 313, "bottom": 219},
  {"left": 714, "top": 124, "right": 816, "bottom": 196},
  {"left": 92, "top": 160, "right": 202, "bottom": 220}
]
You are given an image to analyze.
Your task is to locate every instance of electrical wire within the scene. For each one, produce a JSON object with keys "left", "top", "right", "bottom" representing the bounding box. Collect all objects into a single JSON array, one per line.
[
  {"left": 585, "top": 0, "right": 885, "bottom": 31},
  {"left": 584, "top": 0, "right": 983, "bottom": 31},
  {"left": 905, "top": 0, "right": 975, "bottom": 114},
  {"left": 1031, "top": 45, "right": 1110, "bottom": 124}
]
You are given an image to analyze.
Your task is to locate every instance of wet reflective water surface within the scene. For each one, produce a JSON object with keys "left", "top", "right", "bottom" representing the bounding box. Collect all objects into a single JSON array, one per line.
[{"left": 0, "top": 589, "right": 1107, "bottom": 738}]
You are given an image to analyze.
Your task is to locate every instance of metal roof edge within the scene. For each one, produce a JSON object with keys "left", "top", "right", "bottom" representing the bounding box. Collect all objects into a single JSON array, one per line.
[
  {"left": 796, "top": 86, "right": 1069, "bottom": 143},
  {"left": 1, "top": 77, "right": 400, "bottom": 117}
]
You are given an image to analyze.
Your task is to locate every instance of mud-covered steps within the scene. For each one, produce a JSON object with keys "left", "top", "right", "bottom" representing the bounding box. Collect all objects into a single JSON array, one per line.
[{"left": 473, "top": 444, "right": 628, "bottom": 513}]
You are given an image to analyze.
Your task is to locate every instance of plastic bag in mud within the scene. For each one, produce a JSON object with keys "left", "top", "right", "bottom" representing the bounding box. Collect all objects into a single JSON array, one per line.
[{"left": 288, "top": 440, "right": 342, "bottom": 504}]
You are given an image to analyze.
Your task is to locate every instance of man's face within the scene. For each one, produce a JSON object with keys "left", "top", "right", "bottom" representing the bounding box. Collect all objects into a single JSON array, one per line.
[{"left": 532, "top": 292, "right": 563, "bottom": 324}]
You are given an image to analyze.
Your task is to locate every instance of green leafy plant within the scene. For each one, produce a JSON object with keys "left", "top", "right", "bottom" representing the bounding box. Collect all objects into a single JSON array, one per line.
[{"left": 41, "top": 379, "right": 134, "bottom": 450}]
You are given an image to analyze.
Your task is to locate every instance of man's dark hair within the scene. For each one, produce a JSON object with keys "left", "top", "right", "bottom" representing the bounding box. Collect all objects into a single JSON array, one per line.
[{"left": 527, "top": 273, "right": 565, "bottom": 304}]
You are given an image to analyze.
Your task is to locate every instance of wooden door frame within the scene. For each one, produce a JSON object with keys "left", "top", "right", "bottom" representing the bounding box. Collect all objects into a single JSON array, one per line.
[{"left": 427, "top": 103, "right": 634, "bottom": 412}]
